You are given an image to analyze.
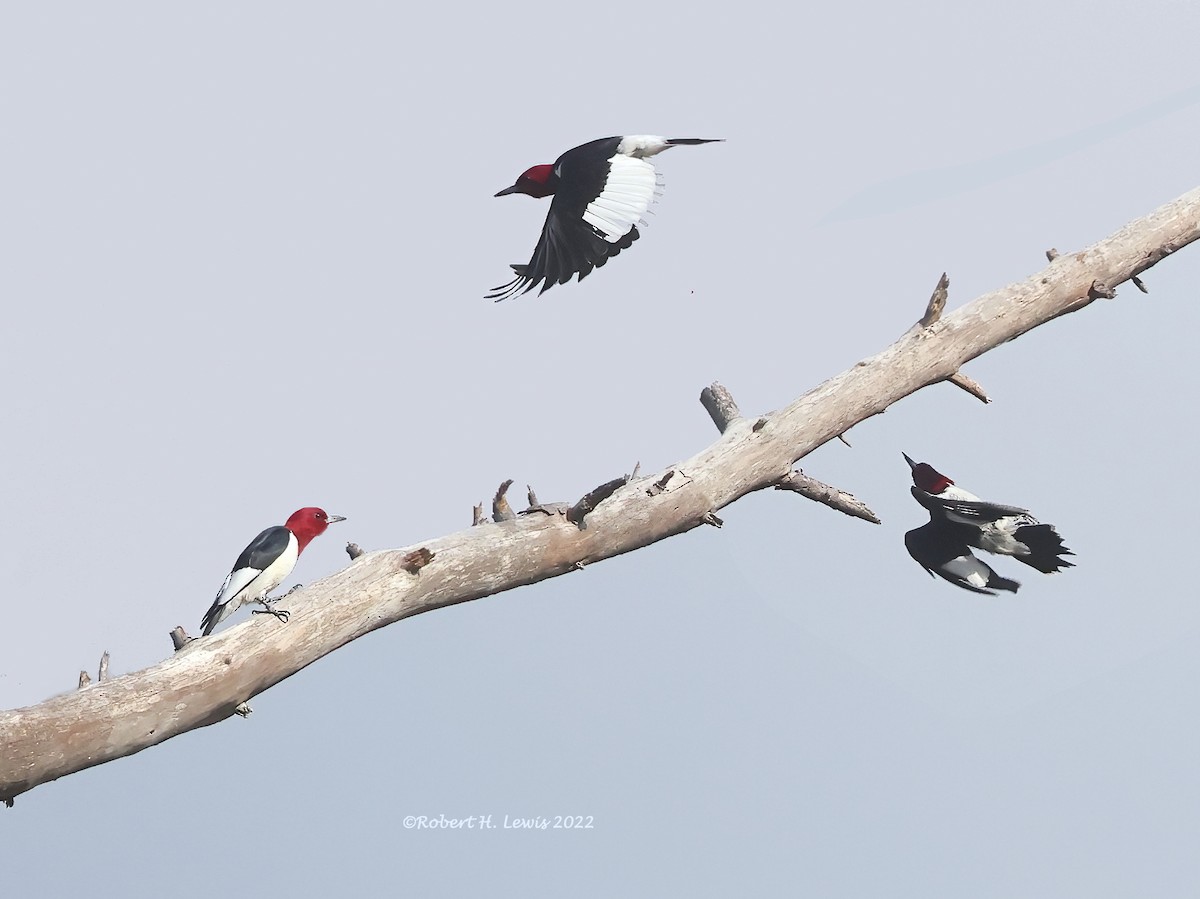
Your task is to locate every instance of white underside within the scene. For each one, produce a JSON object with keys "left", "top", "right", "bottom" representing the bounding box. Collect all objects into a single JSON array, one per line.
[
  {"left": 212, "top": 534, "right": 299, "bottom": 623},
  {"left": 583, "top": 153, "right": 658, "bottom": 243}
]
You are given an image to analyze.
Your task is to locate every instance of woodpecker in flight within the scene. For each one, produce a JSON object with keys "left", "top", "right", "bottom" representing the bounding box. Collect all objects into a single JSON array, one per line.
[
  {"left": 487, "top": 135, "right": 722, "bottom": 301},
  {"left": 201, "top": 507, "right": 346, "bottom": 636},
  {"left": 902, "top": 453, "right": 1074, "bottom": 593}
]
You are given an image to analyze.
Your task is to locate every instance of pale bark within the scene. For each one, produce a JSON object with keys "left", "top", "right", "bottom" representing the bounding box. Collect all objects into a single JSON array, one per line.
[{"left": 2, "top": 188, "right": 1198, "bottom": 806}]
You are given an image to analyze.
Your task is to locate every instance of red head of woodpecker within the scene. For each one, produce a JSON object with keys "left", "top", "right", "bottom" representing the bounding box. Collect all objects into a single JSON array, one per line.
[
  {"left": 200, "top": 507, "right": 346, "bottom": 636},
  {"left": 902, "top": 452, "right": 959, "bottom": 496},
  {"left": 487, "top": 135, "right": 722, "bottom": 301},
  {"left": 903, "top": 453, "right": 1074, "bottom": 584}
]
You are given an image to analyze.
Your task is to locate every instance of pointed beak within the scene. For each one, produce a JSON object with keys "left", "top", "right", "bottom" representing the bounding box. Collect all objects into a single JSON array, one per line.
[
  {"left": 327, "top": 515, "right": 347, "bottom": 524},
  {"left": 494, "top": 184, "right": 521, "bottom": 197},
  {"left": 902, "top": 452, "right": 917, "bottom": 470}
]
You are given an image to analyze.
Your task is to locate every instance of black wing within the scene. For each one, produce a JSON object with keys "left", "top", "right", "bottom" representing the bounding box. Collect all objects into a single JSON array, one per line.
[
  {"left": 910, "top": 487, "right": 1032, "bottom": 524},
  {"left": 487, "top": 205, "right": 638, "bottom": 301},
  {"left": 231, "top": 525, "right": 292, "bottom": 572},
  {"left": 905, "top": 522, "right": 1020, "bottom": 595}
]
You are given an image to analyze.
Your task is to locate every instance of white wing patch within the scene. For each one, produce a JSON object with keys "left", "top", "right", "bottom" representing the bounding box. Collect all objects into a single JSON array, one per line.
[
  {"left": 943, "top": 554, "right": 990, "bottom": 588},
  {"left": 215, "top": 567, "right": 265, "bottom": 608},
  {"left": 583, "top": 154, "right": 658, "bottom": 243}
]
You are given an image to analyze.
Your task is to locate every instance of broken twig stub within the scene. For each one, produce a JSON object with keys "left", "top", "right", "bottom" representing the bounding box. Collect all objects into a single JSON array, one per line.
[
  {"left": 945, "top": 371, "right": 990, "bottom": 404},
  {"left": 493, "top": 480, "right": 516, "bottom": 522},
  {"left": 920, "top": 272, "right": 950, "bottom": 327},
  {"left": 700, "top": 383, "right": 741, "bottom": 433},
  {"left": 568, "top": 476, "right": 627, "bottom": 527}
]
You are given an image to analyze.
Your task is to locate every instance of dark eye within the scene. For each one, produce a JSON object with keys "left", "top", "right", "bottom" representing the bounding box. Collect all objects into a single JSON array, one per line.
[{"left": 316, "top": 511, "right": 325, "bottom": 520}]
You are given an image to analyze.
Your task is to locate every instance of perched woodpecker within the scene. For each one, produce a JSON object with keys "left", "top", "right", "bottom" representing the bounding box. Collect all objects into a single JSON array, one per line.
[
  {"left": 487, "top": 135, "right": 722, "bottom": 301},
  {"left": 905, "top": 520, "right": 1021, "bottom": 595},
  {"left": 903, "top": 453, "right": 1074, "bottom": 575},
  {"left": 200, "top": 507, "right": 346, "bottom": 636}
]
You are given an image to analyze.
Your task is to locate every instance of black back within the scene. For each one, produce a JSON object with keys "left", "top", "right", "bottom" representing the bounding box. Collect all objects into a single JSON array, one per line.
[{"left": 232, "top": 525, "right": 291, "bottom": 572}]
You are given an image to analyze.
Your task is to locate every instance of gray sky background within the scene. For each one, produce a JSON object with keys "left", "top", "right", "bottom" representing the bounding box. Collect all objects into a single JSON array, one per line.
[{"left": 3, "top": 2, "right": 1199, "bottom": 895}]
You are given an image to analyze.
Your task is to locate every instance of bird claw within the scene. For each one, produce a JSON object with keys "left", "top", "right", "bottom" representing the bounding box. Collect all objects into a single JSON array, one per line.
[{"left": 252, "top": 604, "right": 290, "bottom": 624}]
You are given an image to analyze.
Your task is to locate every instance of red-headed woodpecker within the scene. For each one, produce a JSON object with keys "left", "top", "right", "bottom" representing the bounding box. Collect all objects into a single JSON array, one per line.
[
  {"left": 487, "top": 135, "right": 722, "bottom": 301},
  {"left": 903, "top": 453, "right": 1074, "bottom": 585},
  {"left": 200, "top": 507, "right": 346, "bottom": 636},
  {"left": 905, "top": 521, "right": 1021, "bottom": 595}
]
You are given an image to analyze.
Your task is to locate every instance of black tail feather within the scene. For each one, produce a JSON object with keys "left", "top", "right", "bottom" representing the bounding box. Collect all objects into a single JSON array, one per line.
[
  {"left": 1014, "top": 524, "right": 1075, "bottom": 573},
  {"left": 200, "top": 603, "right": 221, "bottom": 637},
  {"left": 989, "top": 571, "right": 1022, "bottom": 594}
]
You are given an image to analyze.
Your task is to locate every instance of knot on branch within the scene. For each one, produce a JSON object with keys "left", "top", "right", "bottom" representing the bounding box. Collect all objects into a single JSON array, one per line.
[
  {"left": 647, "top": 470, "right": 675, "bottom": 496},
  {"left": 399, "top": 548, "right": 435, "bottom": 574}
]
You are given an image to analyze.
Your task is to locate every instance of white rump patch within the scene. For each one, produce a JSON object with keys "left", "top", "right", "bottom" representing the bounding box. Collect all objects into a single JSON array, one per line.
[
  {"left": 616, "top": 135, "right": 670, "bottom": 158},
  {"left": 583, "top": 154, "right": 658, "bottom": 243}
]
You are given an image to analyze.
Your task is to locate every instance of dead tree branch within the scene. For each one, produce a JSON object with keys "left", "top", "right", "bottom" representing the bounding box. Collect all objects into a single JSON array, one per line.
[
  {"left": 775, "top": 472, "right": 881, "bottom": 524},
  {"left": 2, "top": 187, "right": 1198, "bottom": 805},
  {"left": 945, "top": 371, "right": 991, "bottom": 404}
]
